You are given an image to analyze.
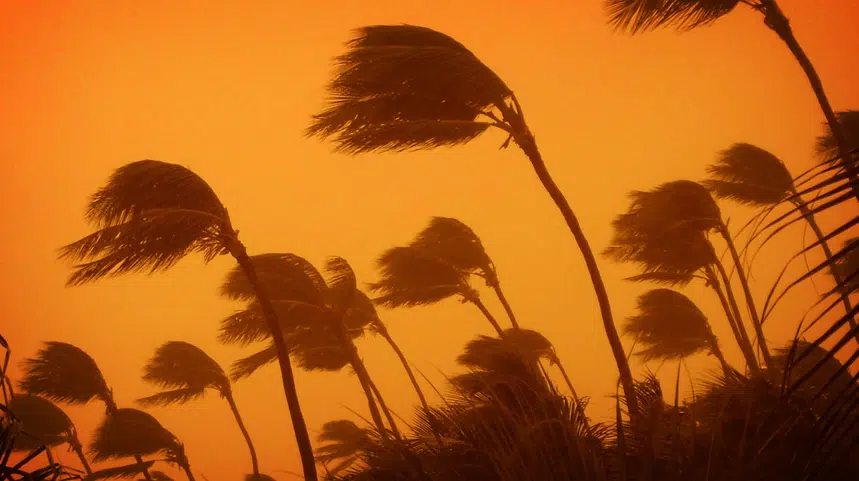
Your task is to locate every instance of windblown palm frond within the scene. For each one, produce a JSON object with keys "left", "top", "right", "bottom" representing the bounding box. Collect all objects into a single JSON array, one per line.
[
  {"left": 89, "top": 409, "right": 178, "bottom": 462},
  {"left": 19, "top": 342, "right": 111, "bottom": 406},
  {"left": 8, "top": 394, "right": 74, "bottom": 450},
  {"left": 815, "top": 110, "right": 859, "bottom": 166},
  {"left": 85, "top": 461, "right": 158, "bottom": 481},
  {"left": 58, "top": 160, "right": 232, "bottom": 286},
  {"left": 137, "top": 342, "right": 230, "bottom": 407},
  {"left": 704, "top": 143, "right": 795, "bottom": 206},
  {"left": 314, "top": 420, "right": 372, "bottom": 475},
  {"left": 625, "top": 289, "right": 718, "bottom": 361},
  {"left": 220, "top": 253, "right": 327, "bottom": 306},
  {"left": 244, "top": 475, "right": 275, "bottom": 481},
  {"left": 604, "top": 0, "right": 741, "bottom": 34},
  {"left": 370, "top": 245, "right": 470, "bottom": 308},
  {"left": 411, "top": 217, "right": 494, "bottom": 275},
  {"left": 229, "top": 344, "right": 279, "bottom": 381},
  {"left": 306, "top": 25, "right": 511, "bottom": 154},
  {"left": 457, "top": 329, "right": 555, "bottom": 370},
  {"left": 831, "top": 237, "right": 859, "bottom": 294}
]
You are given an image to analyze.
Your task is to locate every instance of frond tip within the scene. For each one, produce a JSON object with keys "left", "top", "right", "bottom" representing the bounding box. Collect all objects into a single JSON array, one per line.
[{"left": 604, "top": 0, "right": 741, "bottom": 34}]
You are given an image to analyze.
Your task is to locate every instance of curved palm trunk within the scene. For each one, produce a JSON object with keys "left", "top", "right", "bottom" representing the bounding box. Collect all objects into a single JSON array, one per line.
[
  {"left": 179, "top": 460, "right": 196, "bottom": 481},
  {"left": 705, "top": 265, "right": 759, "bottom": 374},
  {"left": 793, "top": 198, "right": 859, "bottom": 343},
  {"left": 224, "top": 390, "right": 259, "bottom": 476},
  {"left": 103, "top": 396, "right": 154, "bottom": 481},
  {"left": 69, "top": 436, "right": 92, "bottom": 475},
  {"left": 488, "top": 281, "right": 521, "bottom": 330},
  {"left": 470, "top": 297, "right": 506, "bottom": 337},
  {"left": 718, "top": 225, "right": 774, "bottom": 370},
  {"left": 366, "top": 376, "right": 401, "bottom": 439},
  {"left": 229, "top": 244, "right": 317, "bottom": 481},
  {"left": 553, "top": 358, "right": 590, "bottom": 429},
  {"left": 342, "top": 337, "right": 387, "bottom": 435},
  {"left": 498, "top": 101, "right": 637, "bottom": 418},
  {"left": 760, "top": 0, "right": 859, "bottom": 203},
  {"left": 711, "top": 260, "right": 763, "bottom": 377},
  {"left": 704, "top": 326, "right": 733, "bottom": 377}
]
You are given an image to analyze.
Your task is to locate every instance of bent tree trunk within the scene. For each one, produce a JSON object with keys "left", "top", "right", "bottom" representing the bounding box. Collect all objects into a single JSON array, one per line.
[
  {"left": 224, "top": 391, "right": 260, "bottom": 477},
  {"left": 711, "top": 260, "right": 763, "bottom": 377},
  {"left": 705, "top": 265, "right": 760, "bottom": 375},
  {"left": 230, "top": 243, "right": 318, "bottom": 481},
  {"left": 366, "top": 376, "right": 401, "bottom": 439},
  {"left": 344, "top": 344, "right": 387, "bottom": 435},
  {"left": 69, "top": 437, "right": 92, "bottom": 475}
]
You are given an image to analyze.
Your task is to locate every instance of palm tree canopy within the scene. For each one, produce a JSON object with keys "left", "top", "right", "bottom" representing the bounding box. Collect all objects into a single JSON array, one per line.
[
  {"left": 220, "top": 253, "right": 328, "bottom": 306},
  {"left": 457, "top": 329, "right": 556, "bottom": 370},
  {"left": 314, "top": 419, "right": 371, "bottom": 472},
  {"left": 815, "top": 110, "right": 859, "bottom": 165},
  {"left": 306, "top": 24, "right": 511, "bottom": 154},
  {"left": 137, "top": 341, "right": 230, "bottom": 407},
  {"left": 412, "top": 217, "right": 494, "bottom": 276},
  {"left": 19, "top": 341, "right": 111, "bottom": 406},
  {"left": 58, "top": 160, "right": 231, "bottom": 286},
  {"left": 89, "top": 408, "right": 179, "bottom": 462},
  {"left": 604, "top": 0, "right": 741, "bottom": 34},
  {"left": 8, "top": 394, "right": 74, "bottom": 450},
  {"left": 704, "top": 143, "right": 795, "bottom": 206},
  {"left": 625, "top": 289, "right": 714, "bottom": 361},
  {"left": 370, "top": 245, "right": 471, "bottom": 308}
]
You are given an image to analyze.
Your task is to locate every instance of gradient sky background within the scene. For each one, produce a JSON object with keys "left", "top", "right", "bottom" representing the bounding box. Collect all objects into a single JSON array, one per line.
[{"left": 2, "top": 1, "right": 859, "bottom": 479}]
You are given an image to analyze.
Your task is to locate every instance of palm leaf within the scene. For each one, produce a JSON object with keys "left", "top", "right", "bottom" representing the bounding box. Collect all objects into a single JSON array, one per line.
[
  {"left": 604, "top": 0, "right": 741, "bottom": 34},
  {"left": 89, "top": 409, "right": 177, "bottom": 462},
  {"left": 307, "top": 25, "right": 511, "bottom": 153},
  {"left": 815, "top": 110, "right": 859, "bottom": 166},
  {"left": 84, "top": 461, "right": 157, "bottom": 481},
  {"left": 370, "top": 245, "right": 469, "bottom": 308},
  {"left": 220, "top": 253, "right": 327, "bottom": 306},
  {"left": 831, "top": 237, "right": 859, "bottom": 294},
  {"left": 411, "top": 217, "right": 494, "bottom": 275},
  {"left": 139, "top": 342, "right": 229, "bottom": 405},
  {"left": 19, "top": 342, "right": 111, "bottom": 406},
  {"left": 8, "top": 394, "right": 74, "bottom": 450},
  {"left": 457, "top": 329, "right": 555, "bottom": 370},
  {"left": 624, "top": 289, "right": 714, "bottom": 361},
  {"left": 314, "top": 420, "right": 370, "bottom": 471},
  {"left": 704, "top": 143, "right": 794, "bottom": 206},
  {"left": 136, "top": 388, "right": 208, "bottom": 409},
  {"left": 59, "top": 160, "right": 231, "bottom": 286},
  {"left": 229, "top": 344, "right": 279, "bottom": 381}
]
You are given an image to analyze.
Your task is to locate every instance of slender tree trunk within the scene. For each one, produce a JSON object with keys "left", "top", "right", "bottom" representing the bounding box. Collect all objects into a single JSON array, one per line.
[
  {"left": 760, "top": 0, "right": 859, "bottom": 203},
  {"left": 103, "top": 397, "right": 153, "bottom": 481},
  {"left": 705, "top": 265, "right": 760, "bottom": 374},
  {"left": 342, "top": 338, "right": 387, "bottom": 434},
  {"left": 554, "top": 358, "right": 589, "bottom": 423},
  {"left": 69, "top": 437, "right": 92, "bottom": 475},
  {"left": 470, "top": 297, "right": 506, "bottom": 337},
  {"left": 489, "top": 281, "right": 520, "bottom": 329},
  {"left": 366, "top": 376, "right": 401, "bottom": 439},
  {"left": 230, "top": 244, "right": 317, "bottom": 481},
  {"left": 718, "top": 225, "right": 774, "bottom": 370},
  {"left": 224, "top": 391, "right": 259, "bottom": 476},
  {"left": 712, "top": 260, "right": 763, "bottom": 377},
  {"left": 794, "top": 198, "right": 859, "bottom": 343},
  {"left": 180, "top": 461, "right": 196, "bottom": 481},
  {"left": 704, "top": 326, "right": 733, "bottom": 377},
  {"left": 500, "top": 107, "right": 636, "bottom": 418}
]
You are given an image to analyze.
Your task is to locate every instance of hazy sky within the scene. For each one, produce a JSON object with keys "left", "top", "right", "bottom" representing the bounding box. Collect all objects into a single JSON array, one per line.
[{"left": 2, "top": 1, "right": 858, "bottom": 479}]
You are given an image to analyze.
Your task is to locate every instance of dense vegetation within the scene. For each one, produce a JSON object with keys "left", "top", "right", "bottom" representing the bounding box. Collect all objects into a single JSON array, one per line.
[{"left": 3, "top": 2, "right": 859, "bottom": 480}]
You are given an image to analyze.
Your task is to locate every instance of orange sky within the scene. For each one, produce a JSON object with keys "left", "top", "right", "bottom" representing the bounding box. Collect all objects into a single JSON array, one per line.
[{"left": 2, "top": 1, "right": 858, "bottom": 479}]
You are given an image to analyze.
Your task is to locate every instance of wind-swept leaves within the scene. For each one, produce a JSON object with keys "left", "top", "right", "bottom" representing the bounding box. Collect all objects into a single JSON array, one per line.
[
  {"left": 815, "top": 110, "right": 859, "bottom": 166},
  {"left": 457, "top": 329, "right": 555, "bottom": 370},
  {"left": 137, "top": 342, "right": 230, "bottom": 407},
  {"left": 84, "top": 461, "right": 158, "bottom": 481},
  {"left": 831, "top": 238, "right": 859, "bottom": 294},
  {"left": 314, "top": 420, "right": 371, "bottom": 475},
  {"left": 19, "top": 342, "right": 111, "bottom": 406},
  {"left": 8, "top": 394, "right": 74, "bottom": 450},
  {"left": 412, "top": 217, "right": 494, "bottom": 274},
  {"left": 370, "top": 246, "right": 470, "bottom": 308},
  {"left": 604, "top": 0, "right": 741, "bottom": 34},
  {"left": 704, "top": 143, "right": 795, "bottom": 206},
  {"left": 89, "top": 409, "right": 178, "bottom": 462}
]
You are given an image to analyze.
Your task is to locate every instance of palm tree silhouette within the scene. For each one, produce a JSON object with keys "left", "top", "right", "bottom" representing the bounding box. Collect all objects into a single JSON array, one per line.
[
  {"left": 603, "top": 0, "right": 859, "bottom": 203},
  {"left": 625, "top": 289, "right": 732, "bottom": 375},
  {"left": 219, "top": 254, "right": 398, "bottom": 437},
  {"left": 57, "top": 160, "right": 317, "bottom": 481},
  {"left": 314, "top": 420, "right": 373, "bottom": 477},
  {"left": 89, "top": 408, "right": 195, "bottom": 481},
  {"left": 704, "top": 142, "right": 858, "bottom": 342},
  {"left": 137, "top": 341, "right": 262, "bottom": 478},
  {"left": 19, "top": 341, "right": 154, "bottom": 480},
  {"left": 7, "top": 393, "right": 91, "bottom": 475},
  {"left": 604, "top": 182, "right": 762, "bottom": 374},
  {"left": 307, "top": 24, "right": 637, "bottom": 415}
]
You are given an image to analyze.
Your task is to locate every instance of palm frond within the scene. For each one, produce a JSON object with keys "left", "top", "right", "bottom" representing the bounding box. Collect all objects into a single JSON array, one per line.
[
  {"left": 89, "top": 409, "right": 177, "bottom": 462},
  {"left": 8, "top": 394, "right": 74, "bottom": 450},
  {"left": 59, "top": 160, "right": 230, "bottom": 286},
  {"left": 411, "top": 217, "right": 494, "bottom": 274},
  {"left": 289, "top": 327, "right": 352, "bottom": 372},
  {"left": 314, "top": 419, "right": 371, "bottom": 466},
  {"left": 19, "top": 342, "right": 111, "bottom": 405},
  {"left": 229, "top": 344, "right": 279, "bottom": 382},
  {"left": 815, "top": 110, "right": 859, "bottom": 166},
  {"left": 704, "top": 143, "right": 794, "bottom": 206},
  {"left": 84, "top": 461, "right": 157, "bottom": 481},
  {"left": 325, "top": 256, "right": 358, "bottom": 313},
  {"left": 136, "top": 388, "right": 207, "bottom": 408},
  {"left": 604, "top": 0, "right": 741, "bottom": 34},
  {"left": 220, "top": 253, "right": 327, "bottom": 305},
  {"left": 831, "top": 237, "right": 859, "bottom": 294},
  {"left": 140, "top": 342, "right": 229, "bottom": 400},
  {"left": 457, "top": 329, "right": 555, "bottom": 369},
  {"left": 307, "top": 24, "right": 511, "bottom": 153},
  {"left": 370, "top": 245, "right": 468, "bottom": 308},
  {"left": 217, "top": 305, "right": 271, "bottom": 346},
  {"left": 624, "top": 289, "right": 714, "bottom": 361}
]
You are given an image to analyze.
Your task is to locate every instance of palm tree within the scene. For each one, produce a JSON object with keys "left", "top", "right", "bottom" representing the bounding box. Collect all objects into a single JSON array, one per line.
[
  {"left": 604, "top": 182, "right": 762, "bottom": 373},
  {"left": 314, "top": 420, "right": 373, "bottom": 477},
  {"left": 603, "top": 0, "right": 859, "bottom": 203},
  {"left": 89, "top": 408, "right": 195, "bottom": 481},
  {"left": 7, "top": 394, "right": 91, "bottom": 475},
  {"left": 19, "top": 341, "right": 154, "bottom": 480},
  {"left": 57, "top": 160, "right": 317, "bottom": 481},
  {"left": 624, "top": 289, "right": 732, "bottom": 375},
  {"left": 307, "top": 24, "right": 636, "bottom": 415},
  {"left": 704, "top": 142, "right": 858, "bottom": 341},
  {"left": 137, "top": 342, "right": 261, "bottom": 478}
]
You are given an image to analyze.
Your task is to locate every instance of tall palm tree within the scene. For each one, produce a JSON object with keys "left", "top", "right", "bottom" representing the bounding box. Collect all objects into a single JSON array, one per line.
[
  {"left": 704, "top": 142, "right": 859, "bottom": 341},
  {"left": 624, "top": 289, "right": 732, "bottom": 375},
  {"left": 7, "top": 394, "right": 91, "bottom": 475},
  {"left": 604, "top": 183, "right": 762, "bottom": 373},
  {"left": 89, "top": 408, "right": 195, "bottom": 481},
  {"left": 18, "top": 341, "right": 154, "bottom": 480},
  {"left": 307, "top": 24, "right": 636, "bottom": 415},
  {"left": 137, "top": 341, "right": 261, "bottom": 478},
  {"left": 57, "top": 160, "right": 317, "bottom": 481},
  {"left": 603, "top": 0, "right": 859, "bottom": 203}
]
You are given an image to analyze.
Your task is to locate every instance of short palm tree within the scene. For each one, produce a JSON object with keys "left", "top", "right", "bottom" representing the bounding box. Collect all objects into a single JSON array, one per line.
[
  {"left": 604, "top": 182, "right": 762, "bottom": 373},
  {"left": 704, "top": 142, "right": 858, "bottom": 341},
  {"left": 314, "top": 420, "right": 373, "bottom": 477},
  {"left": 7, "top": 394, "right": 91, "bottom": 475},
  {"left": 307, "top": 24, "right": 636, "bottom": 415},
  {"left": 137, "top": 341, "right": 261, "bottom": 478},
  {"left": 603, "top": 0, "right": 859, "bottom": 203},
  {"left": 89, "top": 408, "right": 194, "bottom": 481},
  {"left": 57, "top": 160, "right": 317, "bottom": 481},
  {"left": 624, "top": 289, "right": 732, "bottom": 375},
  {"left": 19, "top": 341, "right": 153, "bottom": 480}
]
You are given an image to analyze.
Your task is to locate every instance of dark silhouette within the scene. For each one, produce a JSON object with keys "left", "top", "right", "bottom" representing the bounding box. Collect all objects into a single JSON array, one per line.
[{"left": 8, "top": 394, "right": 91, "bottom": 475}]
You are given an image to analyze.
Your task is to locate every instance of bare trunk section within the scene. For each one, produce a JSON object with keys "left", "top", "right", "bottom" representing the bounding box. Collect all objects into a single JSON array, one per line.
[
  {"left": 224, "top": 390, "right": 260, "bottom": 476},
  {"left": 705, "top": 265, "right": 760, "bottom": 375},
  {"left": 712, "top": 259, "right": 764, "bottom": 378}
]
